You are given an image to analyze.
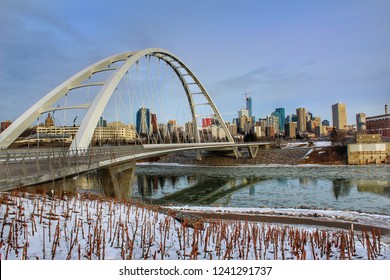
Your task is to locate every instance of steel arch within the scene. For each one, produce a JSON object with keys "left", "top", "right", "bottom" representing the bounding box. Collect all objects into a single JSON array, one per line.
[{"left": 0, "top": 48, "right": 234, "bottom": 150}]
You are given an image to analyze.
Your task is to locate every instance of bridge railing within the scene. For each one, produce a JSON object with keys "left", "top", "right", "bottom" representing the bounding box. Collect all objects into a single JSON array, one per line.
[{"left": 0, "top": 146, "right": 139, "bottom": 181}]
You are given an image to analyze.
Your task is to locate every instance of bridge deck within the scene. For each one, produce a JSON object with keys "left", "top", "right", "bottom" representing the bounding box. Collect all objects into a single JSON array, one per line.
[{"left": 0, "top": 142, "right": 270, "bottom": 190}]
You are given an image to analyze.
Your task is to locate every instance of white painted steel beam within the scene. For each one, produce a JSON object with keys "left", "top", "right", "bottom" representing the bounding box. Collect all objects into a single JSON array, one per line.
[
  {"left": 0, "top": 51, "right": 136, "bottom": 148},
  {"left": 0, "top": 48, "right": 235, "bottom": 154}
]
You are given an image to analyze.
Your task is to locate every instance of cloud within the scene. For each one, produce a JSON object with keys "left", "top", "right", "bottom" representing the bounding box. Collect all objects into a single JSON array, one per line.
[{"left": 212, "top": 65, "right": 321, "bottom": 97}]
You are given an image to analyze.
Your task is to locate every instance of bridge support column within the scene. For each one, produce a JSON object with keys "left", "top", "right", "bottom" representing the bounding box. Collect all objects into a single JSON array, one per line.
[
  {"left": 232, "top": 147, "right": 241, "bottom": 159},
  {"left": 196, "top": 150, "right": 203, "bottom": 161},
  {"left": 98, "top": 162, "right": 136, "bottom": 199},
  {"left": 247, "top": 146, "right": 259, "bottom": 158}
]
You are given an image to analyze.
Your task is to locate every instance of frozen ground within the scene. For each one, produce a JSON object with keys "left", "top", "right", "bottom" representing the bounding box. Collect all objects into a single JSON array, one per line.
[{"left": 1, "top": 192, "right": 388, "bottom": 260}]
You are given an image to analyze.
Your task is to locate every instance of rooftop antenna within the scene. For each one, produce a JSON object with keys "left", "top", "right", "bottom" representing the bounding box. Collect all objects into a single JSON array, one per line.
[{"left": 242, "top": 92, "right": 252, "bottom": 99}]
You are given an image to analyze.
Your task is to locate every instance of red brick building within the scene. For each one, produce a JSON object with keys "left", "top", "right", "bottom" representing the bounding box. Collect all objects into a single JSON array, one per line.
[
  {"left": 366, "top": 114, "right": 390, "bottom": 137},
  {"left": 202, "top": 118, "right": 212, "bottom": 128},
  {"left": 1, "top": 120, "right": 12, "bottom": 132}
]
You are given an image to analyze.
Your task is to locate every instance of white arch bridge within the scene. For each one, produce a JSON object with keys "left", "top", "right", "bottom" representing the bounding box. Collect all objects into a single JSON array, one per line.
[{"left": 0, "top": 48, "right": 270, "bottom": 190}]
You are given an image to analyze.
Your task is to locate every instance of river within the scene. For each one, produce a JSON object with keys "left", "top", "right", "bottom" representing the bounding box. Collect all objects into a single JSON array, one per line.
[
  {"left": 133, "top": 163, "right": 390, "bottom": 215},
  {"left": 23, "top": 163, "right": 390, "bottom": 216}
]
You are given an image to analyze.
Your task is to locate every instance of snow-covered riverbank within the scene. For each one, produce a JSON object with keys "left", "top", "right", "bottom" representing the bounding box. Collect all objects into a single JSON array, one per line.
[{"left": 1, "top": 192, "right": 388, "bottom": 260}]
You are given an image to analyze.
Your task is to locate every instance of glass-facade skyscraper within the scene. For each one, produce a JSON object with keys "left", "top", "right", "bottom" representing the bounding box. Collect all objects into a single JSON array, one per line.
[
  {"left": 136, "top": 107, "right": 150, "bottom": 135},
  {"left": 275, "top": 108, "right": 285, "bottom": 132},
  {"left": 246, "top": 97, "right": 252, "bottom": 118}
]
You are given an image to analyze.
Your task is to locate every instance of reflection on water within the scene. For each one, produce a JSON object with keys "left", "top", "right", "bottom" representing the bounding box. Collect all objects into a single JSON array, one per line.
[
  {"left": 20, "top": 168, "right": 135, "bottom": 200},
  {"left": 133, "top": 164, "right": 390, "bottom": 215},
  {"left": 332, "top": 179, "right": 352, "bottom": 199},
  {"left": 21, "top": 164, "right": 390, "bottom": 215},
  {"left": 134, "top": 174, "right": 390, "bottom": 213}
]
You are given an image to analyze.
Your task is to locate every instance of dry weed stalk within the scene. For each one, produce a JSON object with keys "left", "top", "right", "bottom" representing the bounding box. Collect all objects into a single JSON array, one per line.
[{"left": 0, "top": 192, "right": 387, "bottom": 260}]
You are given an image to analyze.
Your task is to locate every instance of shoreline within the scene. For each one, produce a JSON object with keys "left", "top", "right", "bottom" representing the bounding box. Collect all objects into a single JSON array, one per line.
[
  {"left": 144, "top": 146, "right": 389, "bottom": 237},
  {"left": 155, "top": 146, "right": 348, "bottom": 166},
  {"left": 162, "top": 206, "right": 390, "bottom": 237}
]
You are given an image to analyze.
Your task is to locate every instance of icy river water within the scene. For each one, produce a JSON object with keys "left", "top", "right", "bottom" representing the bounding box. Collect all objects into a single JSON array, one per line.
[
  {"left": 133, "top": 164, "right": 390, "bottom": 215},
  {"left": 27, "top": 163, "right": 390, "bottom": 216}
]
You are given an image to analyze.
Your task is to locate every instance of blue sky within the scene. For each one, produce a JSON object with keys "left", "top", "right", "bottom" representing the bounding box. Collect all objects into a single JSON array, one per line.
[{"left": 1, "top": 0, "right": 389, "bottom": 126}]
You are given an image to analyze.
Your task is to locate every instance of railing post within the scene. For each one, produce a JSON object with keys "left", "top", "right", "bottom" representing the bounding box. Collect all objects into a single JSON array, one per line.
[
  {"left": 35, "top": 152, "right": 41, "bottom": 174},
  {"left": 5, "top": 152, "right": 11, "bottom": 179},
  {"left": 22, "top": 153, "right": 27, "bottom": 176}
]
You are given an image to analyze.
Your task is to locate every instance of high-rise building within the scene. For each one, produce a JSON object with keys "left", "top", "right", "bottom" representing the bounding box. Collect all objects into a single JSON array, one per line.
[
  {"left": 285, "top": 122, "right": 297, "bottom": 139},
  {"left": 296, "top": 108, "right": 307, "bottom": 132},
  {"left": 238, "top": 109, "right": 249, "bottom": 118},
  {"left": 167, "top": 120, "right": 177, "bottom": 135},
  {"left": 185, "top": 121, "right": 195, "bottom": 141},
  {"left": 286, "top": 114, "right": 297, "bottom": 123},
  {"left": 226, "top": 122, "right": 238, "bottom": 136},
  {"left": 306, "top": 111, "right": 313, "bottom": 122},
  {"left": 322, "top": 120, "right": 330, "bottom": 127},
  {"left": 136, "top": 107, "right": 151, "bottom": 135},
  {"left": 307, "top": 116, "right": 321, "bottom": 132},
  {"left": 97, "top": 116, "right": 107, "bottom": 128},
  {"left": 267, "top": 114, "right": 279, "bottom": 135},
  {"left": 151, "top": 114, "right": 158, "bottom": 133},
  {"left": 332, "top": 103, "right": 347, "bottom": 130},
  {"left": 238, "top": 109, "right": 249, "bottom": 134},
  {"left": 356, "top": 113, "right": 366, "bottom": 133},
  {"left": 1, "top": 120, "right": 12, "bottom": 132},
  {"left": 202, "top": 118, "right": 212, "bottom": 128},
  {"left": 274, "top": 108, "right": 285, "bottom": 132},
  {"left": 246, "top": 97, "right": 252, "bottom": 118}
]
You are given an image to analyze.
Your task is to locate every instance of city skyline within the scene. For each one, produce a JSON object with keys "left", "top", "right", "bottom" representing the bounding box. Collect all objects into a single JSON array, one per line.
[{"left": 1, "top": 0, "right": 389, "bottom": 127}]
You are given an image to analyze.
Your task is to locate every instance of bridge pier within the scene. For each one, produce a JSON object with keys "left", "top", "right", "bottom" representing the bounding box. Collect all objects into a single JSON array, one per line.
[
  {"left": 247, "top": 146, "right": 259, "bottom": 158},
  {"left": 98, "top": 161, "right": 136, "bottom": 200},
  {"left": 196, "top": 150, "right": 202, "bottom": 161}
]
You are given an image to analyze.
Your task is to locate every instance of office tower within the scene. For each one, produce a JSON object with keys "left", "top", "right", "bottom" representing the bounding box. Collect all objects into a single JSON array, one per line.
[
  {"left": 246, "top": 97, "right": 252, "bottom": 118},
  {"left": 286, "top": 114, "right": 298, "bottom": 123},
  {"left": 238, "top": 108, "right": 249, "bottom": 118},
  {"left": 202, "top": 118, "right": 212, "bottom": 128},
  {"left": 308, "top": 116, "right": 321, "bottom": 132},
  {"left": 322, "top": 120, "right": 330, "bottom": 127},
  {"left": 285, "top": 122, "right": 297, "bottom": 138},
  {"left": 356, "top": 113, "right": 366, "bottom": 133},
  {"left": 212, "top": 117, "right": 220, "bottom": 126},
  {"left": 185, "top": 121, "right": 195, "bottom": 141},
  {"left": 308, "top": 111, "right": 313, "bottom": 120},
  {"left": 238, "top": 109, "right": 249, "bottom": 133},
  {"left": 151, "top": 114, "right": 158, "bottom": 133},
  {"left": 97, "top": 116, "right": 107, "bottom": 128},
  {"left": 167, "top": 119, "right": 177, "bottom": 135},
  {"left": 275, "top": 108, "right": 285, "bottom": 132},
  {"left": 296, "top": 107, "right": 307, "bottom": 132},
  {"left": 332, "top": 103, "right": 347, "bottom": 130},
  {"left": 267, "top": 113, "right": 279, "bottom": 135},
  {"left": 0, "top": 120, "right": 12, "bottom": 132},
  {"left": 136, "top": 107, "right": 150, "bottom": 135},
  {"left": 314, "top": 117, "right": 321, "bottom": 127},
  {"left": 225, "top": 122, "right": 238, "bottom": 136}
]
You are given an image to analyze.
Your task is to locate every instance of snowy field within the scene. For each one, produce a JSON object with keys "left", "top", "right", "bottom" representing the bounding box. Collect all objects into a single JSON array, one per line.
[{"left": 0, "top": 192, "right": 388, "bottom": 260}]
